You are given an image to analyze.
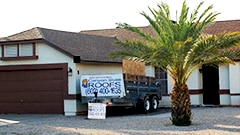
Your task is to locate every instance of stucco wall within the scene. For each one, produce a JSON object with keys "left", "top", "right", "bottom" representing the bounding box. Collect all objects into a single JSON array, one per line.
[
  {"left": 219, "top": 65, "right": 231, "bottom": 105},
  {"left": 219, "top": 65, "right": 230, "bottom": 89},
  {"left": 229, "top": 63, "right": 240, "bottom": 105}
]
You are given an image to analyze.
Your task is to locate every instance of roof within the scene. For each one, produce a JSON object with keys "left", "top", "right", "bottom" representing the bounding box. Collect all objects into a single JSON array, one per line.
[
  {"left": 0, "top": 20, "right": 239, "bottom": 63},
  {"left": 0, "top": 27, "right": 123, "bottom": 63},
  {"left": 81, "top": 26, "right": 153, "bottom": 42},
  {"left": 0, "top": 27, "right": 42, "bottom": 41},
  {"left": 203, "top": 20, "right": 240, "bottom": 35},
  {"left": 81, "top": 20, "right": 240, "bottom": 40}
]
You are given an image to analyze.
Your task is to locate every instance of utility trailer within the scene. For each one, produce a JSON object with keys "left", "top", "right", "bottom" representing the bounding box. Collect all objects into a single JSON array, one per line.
[{"left": 80, "top": 73, "right": 161, "bottom": 113}]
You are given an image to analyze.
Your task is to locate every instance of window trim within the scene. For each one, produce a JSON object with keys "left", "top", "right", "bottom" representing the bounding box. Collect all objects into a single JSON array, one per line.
[
  {"left": 1, "top": 42, "right": 38, "bottom": 61},
  {"left": 155, "top": 67, "right": 168, "bottom": 95}
]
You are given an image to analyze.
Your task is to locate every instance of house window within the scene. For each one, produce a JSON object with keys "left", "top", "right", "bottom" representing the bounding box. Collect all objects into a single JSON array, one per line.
[
  {"left": 5, "top": 45, "right": 18, "bottom": 57},
  {"left": 20, "top": 44, "right": 33, "bottom": 56},
  {"left": 155, "top": 67, "right": 168, "bottom": 95},
  {"left": 1, "top": 43, "right": 38, "bottom": 60}
]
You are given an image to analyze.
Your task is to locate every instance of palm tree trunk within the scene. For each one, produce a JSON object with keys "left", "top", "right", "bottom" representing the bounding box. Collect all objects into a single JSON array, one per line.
[{"left": 170, "top": 84, "right": 192, "bottom": 126}]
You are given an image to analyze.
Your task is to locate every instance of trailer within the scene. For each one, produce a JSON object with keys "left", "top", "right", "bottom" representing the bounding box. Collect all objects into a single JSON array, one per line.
[{"left": 80, "top": 73, "right": 161, "bottom": 113}]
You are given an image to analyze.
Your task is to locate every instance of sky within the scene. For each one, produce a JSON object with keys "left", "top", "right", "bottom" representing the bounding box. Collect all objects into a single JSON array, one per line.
[{"left": 0, "top": 0, "right": 239, "bottom": 37}]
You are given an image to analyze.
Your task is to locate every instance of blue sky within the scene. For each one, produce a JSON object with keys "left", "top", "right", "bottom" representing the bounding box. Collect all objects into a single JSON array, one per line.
[{"left": 0, "top": 0, "right": 239, "bottom": 37}]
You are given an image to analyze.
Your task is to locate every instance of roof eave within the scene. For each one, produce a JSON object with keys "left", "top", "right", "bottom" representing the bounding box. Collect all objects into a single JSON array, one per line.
[
  {"left": 76, "top": 59, "right": 122, "bottom": 65},
  {"left": 0, "top": 38, "right": 43, "bottom": 45}
]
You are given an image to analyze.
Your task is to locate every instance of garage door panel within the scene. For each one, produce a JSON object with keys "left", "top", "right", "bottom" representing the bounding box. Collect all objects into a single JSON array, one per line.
[
  {"left": 23, "top": 91, "right": 63, "bottom": 102},
  {"left": 0, "top": 64, "right": 67, "bottom": 114},
  {"left": 0, "top": 80, "right": 63, "bottom": 91},
  {"left": 0, "top": 69, "right": 63, "bottom": 81},
  {"left": 0, "top": 91, "right": 62, "bottom": 102},
  {"left": 0, "top": 92, "right": 23, "bottom": 102}
]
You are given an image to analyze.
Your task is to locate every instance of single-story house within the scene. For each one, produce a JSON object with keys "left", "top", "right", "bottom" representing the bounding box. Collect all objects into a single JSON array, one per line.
[{"left": 0, "top": 20, "right": 239, "bottom": 115}]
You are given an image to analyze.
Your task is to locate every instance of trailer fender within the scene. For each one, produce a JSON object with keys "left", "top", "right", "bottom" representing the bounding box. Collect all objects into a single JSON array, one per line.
[{"left": 138, "top": 93, "right": 149, "bottom": 101}]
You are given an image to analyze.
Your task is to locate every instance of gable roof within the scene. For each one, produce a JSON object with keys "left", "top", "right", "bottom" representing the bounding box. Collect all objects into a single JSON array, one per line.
[
  {"left": 0, "top": 27, "right": 123, "bottom": 63},
  {"left": 81, "top": 20, "right": 240, "bottom": 40}
]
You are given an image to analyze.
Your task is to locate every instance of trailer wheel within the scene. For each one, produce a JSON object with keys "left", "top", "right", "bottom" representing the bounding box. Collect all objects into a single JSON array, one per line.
[
  {"left": 151, "top": 96, "right": 159, "bottom": 112},
  {"left": 143, "top": 96, "right": 151, "bottom": 113}
]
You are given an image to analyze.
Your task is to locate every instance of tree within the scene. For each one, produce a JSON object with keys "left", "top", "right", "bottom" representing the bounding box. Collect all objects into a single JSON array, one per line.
[{"left": 110, "top": 0, "right": 240, "bottom": 126}]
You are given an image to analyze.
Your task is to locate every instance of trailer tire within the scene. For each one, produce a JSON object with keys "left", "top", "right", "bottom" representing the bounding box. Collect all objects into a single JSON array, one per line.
[
  {"left": 143, "top": 96, "right": 151, "bottom": 113},
  {"left": 151, "top": 96, "right": 159, "bottom": 112}
]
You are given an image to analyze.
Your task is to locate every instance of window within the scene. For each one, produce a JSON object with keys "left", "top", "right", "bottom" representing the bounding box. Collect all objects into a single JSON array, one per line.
[
  {"left": 5, "top": 45, "right": 18, "bottom": 57},
  {"left": 1, "top": 43, "right": 38, "bottom": 60},
  {"left": 155, "top": 67, "right": 168, "bottom": 94},
  {"left": 20, "top": 44, "right": 33, "bottom": 56}
]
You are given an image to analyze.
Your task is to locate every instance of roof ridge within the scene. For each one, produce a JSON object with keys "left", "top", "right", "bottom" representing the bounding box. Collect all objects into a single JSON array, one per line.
[
  {"left": 80, "top": 25, "right": 150, "bottom": 33},
  {"left": 38, "top": 27, "right": 115, "bottom": 39},
  {"left": 36, "top": 27, "right": 46, "bottom": 39}
]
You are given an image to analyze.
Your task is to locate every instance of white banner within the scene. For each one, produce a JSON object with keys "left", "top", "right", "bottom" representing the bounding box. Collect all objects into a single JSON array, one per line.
[
  {"left": 88, "top": 103, "right": 106, "bottom": 119},
  {"left": 80, "top": 74, "right": 126, "bottom": 97}
]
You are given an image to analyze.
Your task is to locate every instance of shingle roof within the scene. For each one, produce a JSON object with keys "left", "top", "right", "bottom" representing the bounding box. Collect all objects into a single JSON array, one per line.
[
  {"left": 0, "top": 27, "right": 123, "bottom": 63},
  {"left": 0, "top": 20, "right": 239, "bottom": 63},
  {"left": 203, "top": 20, "right": 240, "bottom": 35},
  {"left": 81, "top": 20, "right": 240, "bottom": 40},
  {"left": 81, "top": 26, "right": 154, "bottom": 42},
  {"left": 0, "top": 27, "right": 42, "bottom": 41}
]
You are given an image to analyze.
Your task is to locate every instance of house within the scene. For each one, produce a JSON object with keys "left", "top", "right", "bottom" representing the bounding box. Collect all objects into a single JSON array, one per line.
[
  {"left": 0, "top": 20, "right": 239, "bottom": 115},
  {"left": 81, "top": 20, "right": 240, "bottom": 107},
  {"left": 0, "top": 27, "right": 124, "bottom": 115}
]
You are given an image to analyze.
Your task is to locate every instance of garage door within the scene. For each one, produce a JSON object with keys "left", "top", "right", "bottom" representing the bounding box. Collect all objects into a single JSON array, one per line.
[{"left": 0, "top": 64, "right": 67, "bottom": 114}]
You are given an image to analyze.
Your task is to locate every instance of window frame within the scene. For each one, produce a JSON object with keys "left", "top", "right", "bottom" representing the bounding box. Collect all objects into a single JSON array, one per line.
[
  {"left": 1, "top": 42, "right": 38, "bottom": 61},
  {"left": 155, "top": 67, "right": 168, "bottom": 95}
]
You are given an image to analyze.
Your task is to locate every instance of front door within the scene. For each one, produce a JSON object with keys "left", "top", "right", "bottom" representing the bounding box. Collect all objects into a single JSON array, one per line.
[{"left": 202, "top": 65, "right": 220, "bottom": 105}]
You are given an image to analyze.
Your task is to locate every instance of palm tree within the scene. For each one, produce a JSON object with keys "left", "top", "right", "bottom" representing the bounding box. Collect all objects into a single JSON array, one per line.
[{"left": 111, "top": 0, "right": 240, "bottom": 126}]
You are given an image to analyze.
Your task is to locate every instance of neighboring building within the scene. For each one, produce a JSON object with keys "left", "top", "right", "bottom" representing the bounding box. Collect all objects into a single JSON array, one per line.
[
  {"left": 0, "top": 20, "right": 239, "bottom": 115},
  {"left": 81, "top": 20, "right": 240, "bottom": 107}
]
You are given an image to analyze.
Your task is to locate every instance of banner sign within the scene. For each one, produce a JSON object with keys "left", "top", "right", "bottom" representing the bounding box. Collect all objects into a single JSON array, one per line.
[
  {"left": 80, "top": 74, "right": 126, "bottom": 97},
  {"left": 88, "top": 103, "right": 106, "bottom": 119}
]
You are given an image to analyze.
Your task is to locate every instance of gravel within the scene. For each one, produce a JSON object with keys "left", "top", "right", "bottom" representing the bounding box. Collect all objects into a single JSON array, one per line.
[{"left": 0, "top": 107, "right": 239, "bottom": 135}]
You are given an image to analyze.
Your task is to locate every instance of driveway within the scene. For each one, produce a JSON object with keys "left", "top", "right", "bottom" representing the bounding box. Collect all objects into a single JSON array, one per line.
[{"left": 0, "top": 107, "right": 239, "bottom": 135}]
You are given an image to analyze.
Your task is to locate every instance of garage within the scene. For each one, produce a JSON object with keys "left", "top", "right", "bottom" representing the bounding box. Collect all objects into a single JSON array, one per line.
[{"left": 0, "top": 63, "right": 67, "bottom": 114}]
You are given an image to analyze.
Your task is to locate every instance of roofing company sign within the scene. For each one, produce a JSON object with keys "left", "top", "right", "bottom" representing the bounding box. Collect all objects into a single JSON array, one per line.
[{"left": 80, "top": 74, "right": 126, "bottom": 97}]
